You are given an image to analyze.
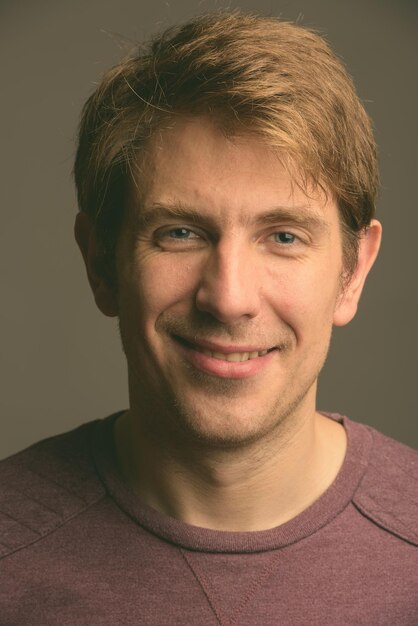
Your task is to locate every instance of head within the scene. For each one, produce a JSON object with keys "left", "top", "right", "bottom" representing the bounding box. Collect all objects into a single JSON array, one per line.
[
  {"left": 74, "top": 12, "right": 381, "bottom": 449},
  {"left": 74, "top": 11, "right": 378, "bottom": 287}
]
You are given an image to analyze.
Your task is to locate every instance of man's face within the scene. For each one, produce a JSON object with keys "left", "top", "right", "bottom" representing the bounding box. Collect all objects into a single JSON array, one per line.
[{"left": 114, "top": 116, "right": 351, "bottom": 447}]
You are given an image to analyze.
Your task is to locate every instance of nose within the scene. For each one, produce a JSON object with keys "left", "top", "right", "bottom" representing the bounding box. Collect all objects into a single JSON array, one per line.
[{"left": 195, "top": 240, "right": 261, "bottom": 323}]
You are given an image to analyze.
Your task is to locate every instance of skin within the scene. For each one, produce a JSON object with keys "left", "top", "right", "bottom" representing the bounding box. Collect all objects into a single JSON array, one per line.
[{"left": 75, "top": 116, "right": 382, "bottom": 531}]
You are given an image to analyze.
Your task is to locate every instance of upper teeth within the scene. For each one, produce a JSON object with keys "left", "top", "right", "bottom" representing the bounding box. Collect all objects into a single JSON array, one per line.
[{"left": 200, "top": 349, "right": 269, "bottom": 362}]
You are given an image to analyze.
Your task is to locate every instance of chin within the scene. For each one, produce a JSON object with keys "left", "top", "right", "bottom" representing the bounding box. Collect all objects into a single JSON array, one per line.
[{"left": 166, "top": 394, "right": 289, "bottom": 450}]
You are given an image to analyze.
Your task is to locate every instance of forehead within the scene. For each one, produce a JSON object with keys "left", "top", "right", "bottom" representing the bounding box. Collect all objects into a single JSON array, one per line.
[{"left": 132, "top": 116, "right": 339, "bottom": 229}]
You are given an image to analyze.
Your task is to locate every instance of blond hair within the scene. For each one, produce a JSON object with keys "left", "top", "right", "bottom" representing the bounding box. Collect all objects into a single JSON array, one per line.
[{"left": 74, "top": 11, "right": 378, "bottom": 278}]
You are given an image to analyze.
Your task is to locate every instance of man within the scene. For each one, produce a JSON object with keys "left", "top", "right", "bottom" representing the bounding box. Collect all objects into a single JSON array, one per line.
[{"left": 1, "top": 11, "right": 417, "bottom": 625}]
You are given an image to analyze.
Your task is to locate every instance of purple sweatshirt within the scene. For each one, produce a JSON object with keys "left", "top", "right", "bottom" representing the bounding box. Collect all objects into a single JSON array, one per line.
[{"left": 1, "top": 413, "right": 417, "bottom": 625}]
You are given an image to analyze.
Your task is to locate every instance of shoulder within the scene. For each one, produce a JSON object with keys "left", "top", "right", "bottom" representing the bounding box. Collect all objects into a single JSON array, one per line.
[
  {"left": 0, "top": 419, "right": 106, "bottom": 560},
  {"left": 350, "top": 419, "right": 418, "bottom": 546}
]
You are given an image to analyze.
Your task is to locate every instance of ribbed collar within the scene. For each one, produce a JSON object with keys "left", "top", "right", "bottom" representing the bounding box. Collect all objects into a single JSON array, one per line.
[{"left": 91, "top": 412, "right": 373, "bottom": 554}]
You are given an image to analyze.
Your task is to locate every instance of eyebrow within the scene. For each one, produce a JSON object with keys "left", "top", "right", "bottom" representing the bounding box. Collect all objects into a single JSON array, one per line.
[
  {"left": 134, "top": 201, "right": 330, "bottom": 233},
  {"left": 135, "top": 203, "right": 210, "bottom": 229},
  {"left": 253, "top": 207, "right": 329, "bottom": 232}
]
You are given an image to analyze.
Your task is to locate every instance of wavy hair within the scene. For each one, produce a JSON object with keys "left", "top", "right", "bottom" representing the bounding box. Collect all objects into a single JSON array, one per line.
[{"left": 74, "top": 11, "right": 378, "bottom": 279}]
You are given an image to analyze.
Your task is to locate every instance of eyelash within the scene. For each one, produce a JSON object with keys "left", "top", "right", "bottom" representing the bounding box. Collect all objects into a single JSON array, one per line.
[
  {"left": 165, "top": 227, "right": 200, "bottom": 240},
  {"left": 154, "top": 226, "right": 301, "bottom": 248},
  {"left": 270, "top": 232, "right": 297, "bottom": 245}
]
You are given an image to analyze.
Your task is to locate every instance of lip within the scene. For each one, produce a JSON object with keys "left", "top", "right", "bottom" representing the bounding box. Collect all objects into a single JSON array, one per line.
[
  {"left": 173, "top": 335, "right": 275, "bottom": 354},
  {"left": 172, "top": 335, "right": 278, "bottom": 379}
]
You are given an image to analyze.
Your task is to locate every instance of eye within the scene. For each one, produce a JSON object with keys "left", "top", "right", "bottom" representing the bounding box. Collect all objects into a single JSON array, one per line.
[
  {"left": 153, "top": 225, "right": 206, "bottom": 251},
  {"left": 166, "top": 227, "right": 199, "bottom": 239},
  {"left": 272, "top": 231, "right": 297, "bottom": 244}
]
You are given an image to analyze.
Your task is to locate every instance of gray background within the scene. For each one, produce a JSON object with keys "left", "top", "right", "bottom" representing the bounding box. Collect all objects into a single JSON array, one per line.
[{"left": 1, "top": 0, "right": 417, "bottom": 459}]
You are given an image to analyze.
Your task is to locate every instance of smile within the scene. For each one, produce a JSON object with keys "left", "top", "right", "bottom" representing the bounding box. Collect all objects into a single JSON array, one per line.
[
  {"left": 197, "top": 348, "right": 269, "bottom": 362},
  {"left": 175, "top": 336, "right": 277, "bottom": 363},
  {"left": 172, "top": 334, "right": 279, "bottom": 379}
]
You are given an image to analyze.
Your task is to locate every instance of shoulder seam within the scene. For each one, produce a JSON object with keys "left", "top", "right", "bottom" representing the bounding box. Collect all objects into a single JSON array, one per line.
[
  {"left": 0, "top": 491, "right": 107, "bottom": 562},
  {"left": 352, "top": 425, "right": 418, "bottom": 547},
  {"left": 352, "top": 499, "right": 418, "bottom": 548}
]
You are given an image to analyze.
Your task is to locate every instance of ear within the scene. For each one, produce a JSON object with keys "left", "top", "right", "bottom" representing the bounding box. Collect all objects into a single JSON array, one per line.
[
  {"left": 74, "top": 212, "right": 119, "bottom": 317},
  {"left": 333, "top": 219, "right": 382, "bottom": 327}
]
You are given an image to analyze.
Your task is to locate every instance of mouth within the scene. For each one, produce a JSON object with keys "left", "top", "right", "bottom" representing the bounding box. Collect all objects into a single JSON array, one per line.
[{"left": 173, "top": 335, "right": 278, "bottom": 362}]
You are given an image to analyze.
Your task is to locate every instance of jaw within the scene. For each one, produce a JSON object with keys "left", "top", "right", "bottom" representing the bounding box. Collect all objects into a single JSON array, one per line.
[{"left": 126, "top": 342, "right": 319, "bottom": 454}]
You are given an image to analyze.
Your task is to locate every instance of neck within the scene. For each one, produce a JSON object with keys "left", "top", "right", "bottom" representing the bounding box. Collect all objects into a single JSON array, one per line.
[{"left": 114, "top": 405, "right": 346, "bottom": 532}]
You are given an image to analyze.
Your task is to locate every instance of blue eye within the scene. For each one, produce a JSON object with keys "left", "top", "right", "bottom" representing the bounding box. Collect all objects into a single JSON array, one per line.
[
  {"left": 168, "top": 228, "right": 195, "bottom": 239},
  {"left": 154, "top": 225, "right": 204, "bottom": 250},
  {"left": 273, "top": 232, "right": 296, "bottom": 244}
]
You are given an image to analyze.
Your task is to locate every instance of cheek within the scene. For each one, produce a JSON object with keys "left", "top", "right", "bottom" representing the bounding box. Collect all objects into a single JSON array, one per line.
[
  {"left": 126, "top": 255, "right": 199, "bottom": 322},
  {"left": 265, "top": 262, "right": 340, "bottom": 333}
]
